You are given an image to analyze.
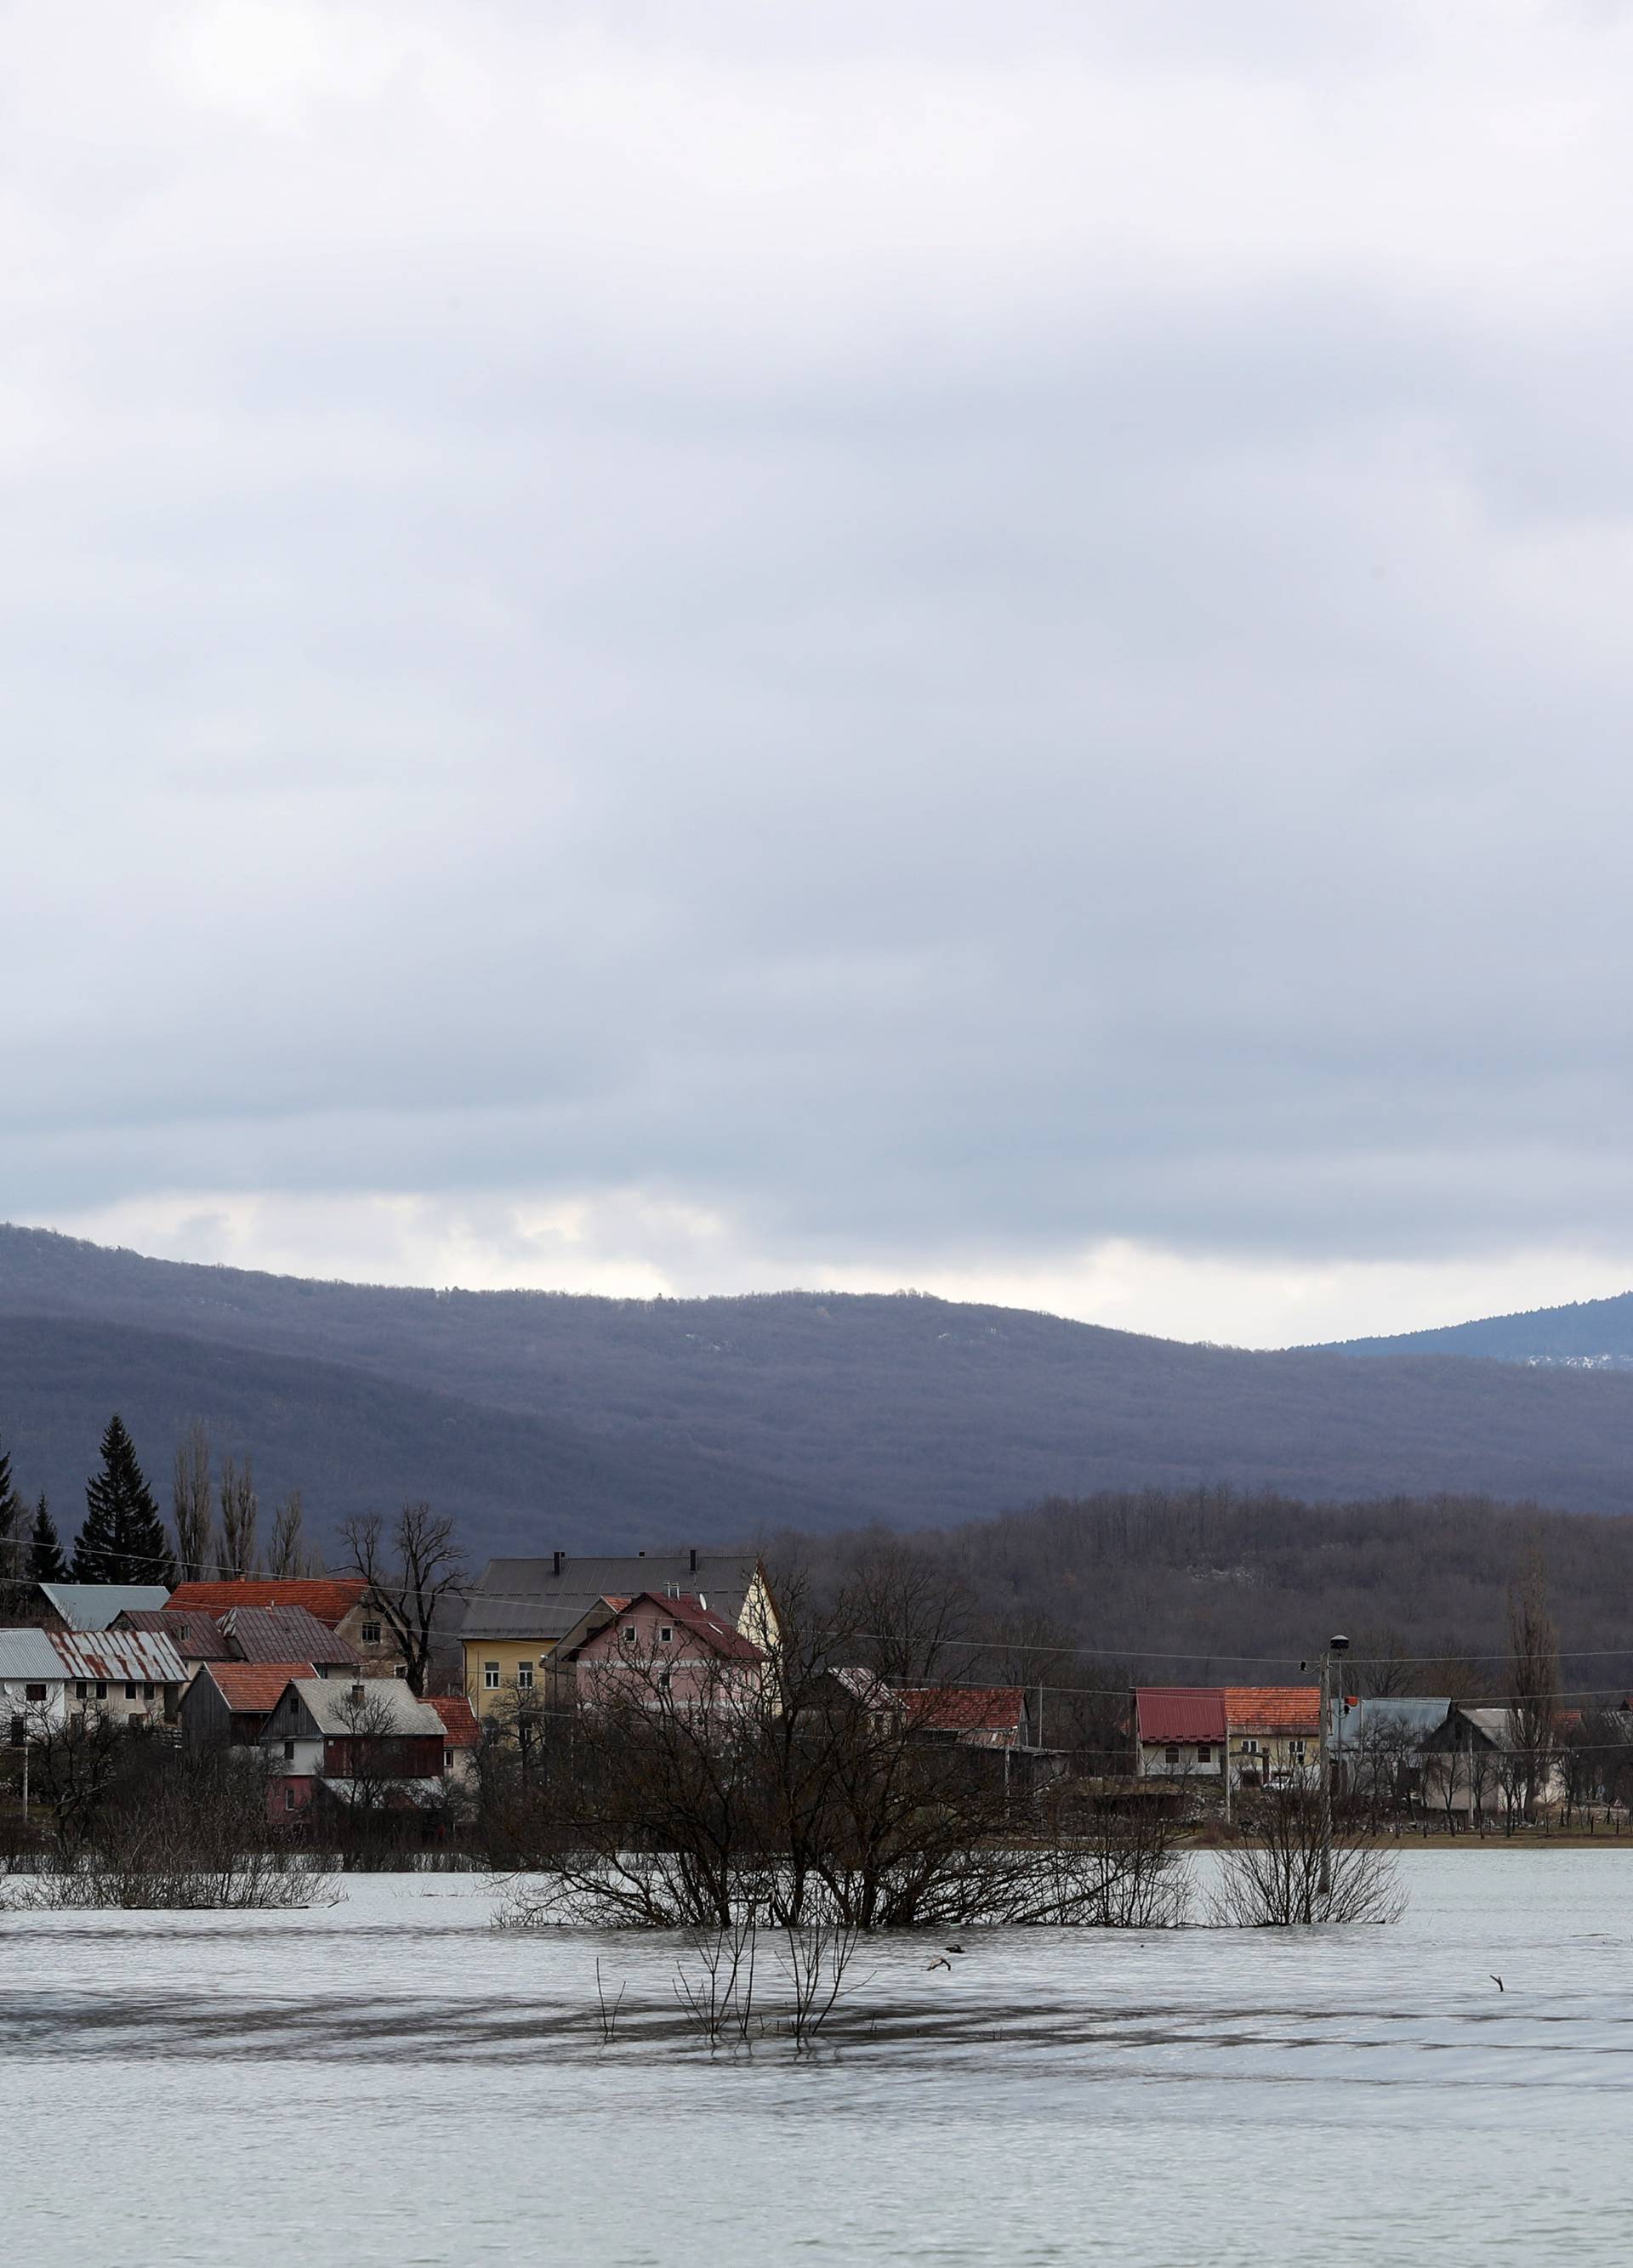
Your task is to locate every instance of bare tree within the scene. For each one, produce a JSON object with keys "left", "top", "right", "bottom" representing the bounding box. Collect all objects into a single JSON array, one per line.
[
  {"left": 268, "top": 1489, "right": 306, "bottom": 1578},
  {"left": 1211, "top": 1787, "right": 1405, "bottom": 1924},
  {"left": 1508, "top": 1543, "right": 1559, "bottom": 1822},
  {"left": 218, "top": 1455, "right": 260, "bottom": 1578},
  {"left": 339, "top": 1503, "right": 466, "bottom": 1696},
  {"left": 171, "top": 1420, "right": 214, "bottom": 1584}
]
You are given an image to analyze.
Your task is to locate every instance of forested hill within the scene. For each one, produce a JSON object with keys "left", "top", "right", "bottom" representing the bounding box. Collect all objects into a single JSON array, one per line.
[
  {"left": 1320, "top": 1289, "right": 1633, "bottom": 1367},
  {"left": 790, "top": 1487, "right": 1633, "bottom": 1684},
  {"left": 9, "top": 1224, "right": 1633, "bottom": 1555}
]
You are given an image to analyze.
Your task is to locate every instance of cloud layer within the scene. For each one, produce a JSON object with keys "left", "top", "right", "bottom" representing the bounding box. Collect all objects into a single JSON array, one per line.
[{"left": 9, "top": 2, "right": 1633, "bottom": 1343}]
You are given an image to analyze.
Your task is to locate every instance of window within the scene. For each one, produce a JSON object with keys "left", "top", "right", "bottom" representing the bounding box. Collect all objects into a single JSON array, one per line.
[
  {"left": 1240, "top": 1738, "right": 1260, "bottom": 1755},
  {"left": 659, "top": 1626, "right": 674, "bottom": 1645},
  {"left": 444, "top": 1747, "right": 454, "bottom": 1767},
  {"left": 393, "top": 1664, "right": 406, "bottom": 1679},
  {"left": 24, "top": 1683, "right": 44, "bottom": 1702},
  {"left": 95, "top": 1681, "right": 107, "bottom": 1700},
  {"left": 283, "top": 1739, "right": 295, "bottom": 1761},
  {"left": 361, "top": 1621, "right": 382, "bottom": 1645},
  {"left": 484, "top": 1662, "right": 500, "bottom": 1690},
  {"left": 1197, "top": 1745, "right": 1212, "bottom": 1764},
  {"left": 76, "top": 1681, "right": 88, "bottom": 1700},
  {"left": 283, "top": 1788, "right": 296, "bottom": 1812},
  {"left": 516, "top": 1664, "right": 534, "bottom": 1690},
  {"left": 1164, "top": 1744, "right": 1180, "bottom": 1764},
  {"left": 1289, "top": 1740, "right": 1306, "bottom": 1759},
  {"left": 143, "top": 1683, "right": 155, "bottom": 1700},
  {"left": 623, "top": 1626, "right": 638, "bottom": 1646},
  {"left": 124, "top": 1684, "right": 137, "bottom": 1701},
  {"left": 8, "top": 1716, "right": 21, "bottom": 1747},
  {"left": 128, "top": 1713, "right": 142, "bottom": 1731}
]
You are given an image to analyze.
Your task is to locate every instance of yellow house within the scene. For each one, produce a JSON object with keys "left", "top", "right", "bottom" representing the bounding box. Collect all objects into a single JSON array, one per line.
[
  {"left": 1223, "top": 1685, "right": 1323, "bottom": 1788},
  {"left": 459, "top": 1552, "right": 778, "bottom": 1724}
]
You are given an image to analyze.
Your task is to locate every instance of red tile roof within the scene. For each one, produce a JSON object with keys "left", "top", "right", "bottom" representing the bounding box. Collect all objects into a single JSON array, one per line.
[
  {"left": 902, "top": 1685, "right": 1027, "bottom": 1736},
  {"left": 426, "top": 1694, "right": 481, "bottom": 1747},
  {"left": 168, "top": 1580, "right": 369, "bottom": 1629},
  {"left": 1135, "top": 1687, "right": 1228, "bottom": 1743},
  {"left": 1224, "top": 1686, "right": 1321, "bottom": 1737},
  {"left": 196, "top": 1660, "right": 316, "bottom": 1712}
]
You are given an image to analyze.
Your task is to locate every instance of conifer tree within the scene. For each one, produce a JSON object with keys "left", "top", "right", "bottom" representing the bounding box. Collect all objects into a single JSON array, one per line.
[
  {"left": 30, "top": 1494, "right": 67, "bottom": 1583},
  {"left": 74, "top": 1414, "right": 174, "bottom": 1588},
  {"left": 0, "top": 1430, "right": 23, "bottom": 1587}
]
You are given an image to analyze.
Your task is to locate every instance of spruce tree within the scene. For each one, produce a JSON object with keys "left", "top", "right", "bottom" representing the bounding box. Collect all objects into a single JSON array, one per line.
[
  {"left": 74, "top": 1414, "right": 174, "bottom": 1588},
  {"left": 0, "top": 1430, "right": 23, "bottom": 1586},
  {"left": 30, "top": 1495, "right": 67, "bottom": 1583}
]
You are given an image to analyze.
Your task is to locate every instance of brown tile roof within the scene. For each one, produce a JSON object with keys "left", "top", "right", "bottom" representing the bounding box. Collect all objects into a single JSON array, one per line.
[
  {"left": 1225, "top": 1685, "right": 1322, "bottom": 1737},
  {"left": 116, "top": 1607, "right": 233, "bottom": 1660},
  {"left": 217, "top": 1604, "right": 363, "bottom": 1665},
  {"left": 197, "top": 1660, "right": 316, "bottom": 1711},
  {"left": 168, "top": 1580, "right": 370, "bottom": 1629},
  {"left": 901, "top": 1685, "right": 1027, "bottom": 1736},
  {"left": 426, "top": 1694, "right": 481, "bottom": 1747}
]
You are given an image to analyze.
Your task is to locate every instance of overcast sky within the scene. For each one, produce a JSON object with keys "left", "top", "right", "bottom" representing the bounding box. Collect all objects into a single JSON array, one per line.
[{"left": 10, "top": 1, "right": 1633, "bottom": 1347}]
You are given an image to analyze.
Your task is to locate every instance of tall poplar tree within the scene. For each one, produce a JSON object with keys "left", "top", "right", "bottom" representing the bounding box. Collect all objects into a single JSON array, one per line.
[{"left": 74, "top": 1414, "right": 175, "bottom": 1588}]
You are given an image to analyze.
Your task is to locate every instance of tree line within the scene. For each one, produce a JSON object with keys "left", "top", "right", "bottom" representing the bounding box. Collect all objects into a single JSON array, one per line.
[{"left": 0, "top": 1413, "right": 314, "bottom": 1594}]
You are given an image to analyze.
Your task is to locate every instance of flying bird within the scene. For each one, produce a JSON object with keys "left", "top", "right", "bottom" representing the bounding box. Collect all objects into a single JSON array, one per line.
[
  {"left": 944, "top": 1945, "right": 966, "bottom": 1955},
  {"left": 926, "top": 1957, "right": 952, "bottom": 1971},
  {"left": 1490, "top": 1975, "right": 1505, "bottom": 1992}
]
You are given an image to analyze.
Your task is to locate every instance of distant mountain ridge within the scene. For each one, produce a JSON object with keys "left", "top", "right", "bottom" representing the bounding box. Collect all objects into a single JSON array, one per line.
[
  {"left": 9, "top": 1224, "right": 1633, "bottom": 1555},
  {"left": 1318, "top": 1288, "right": 1633, "bottom": 1369}
]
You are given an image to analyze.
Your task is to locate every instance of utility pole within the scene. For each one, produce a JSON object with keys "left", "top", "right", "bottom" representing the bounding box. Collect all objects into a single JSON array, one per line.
[
  {"left": 1318, "top": 1649, "right": 1332, "bottom": 1899},
  {"left": 1317, "top": 1634, "right": 1349, "bottom": 1903}
]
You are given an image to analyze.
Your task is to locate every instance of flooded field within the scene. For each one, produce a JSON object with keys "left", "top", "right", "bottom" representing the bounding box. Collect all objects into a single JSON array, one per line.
[{"left": 3, "top": 1853, "right": 1631, "bottom": 2265}]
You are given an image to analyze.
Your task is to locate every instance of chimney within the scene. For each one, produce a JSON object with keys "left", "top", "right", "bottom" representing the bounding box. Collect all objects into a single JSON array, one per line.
[
  {"left": 552, "top": 1550, "right": 562, "bottom": 1578},
  {"left": 689, "top": 1548, "right": 697, "bottom": 1574}
]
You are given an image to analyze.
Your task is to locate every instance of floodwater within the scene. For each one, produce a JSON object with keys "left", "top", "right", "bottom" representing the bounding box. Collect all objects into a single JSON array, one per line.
[{"left": 3, "top": 1855, "right": 1631, "bottom": 2265}]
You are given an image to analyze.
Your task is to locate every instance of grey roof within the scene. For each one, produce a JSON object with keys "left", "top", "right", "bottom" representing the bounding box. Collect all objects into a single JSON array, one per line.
[
  {"left": 0, "top": 1628, "right": 71, "bottom": 1680},
  {"left": 1345, "top": 1698, "right": 1453, "bottom": 1742},
  {"left": 277, "top": 1678, "right": 444, "bottom": 1738},
  {"left": 217, "top": 1605, "right": 362, "bottom": 1666},
  {"left": 39, "top": 1583, "right": 170, "bottom": 1630},
  {"left": 459, "top": 1555, "right": 761, "bottom": 1643},
  {"left": 1456, "top": 1706, "right": 1521, "bottom": 1751}
]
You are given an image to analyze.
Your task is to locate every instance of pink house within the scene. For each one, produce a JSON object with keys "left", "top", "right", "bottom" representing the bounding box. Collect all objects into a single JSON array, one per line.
[{"left": 564, "top": 1590, "right": 767, "bottom": 1716}]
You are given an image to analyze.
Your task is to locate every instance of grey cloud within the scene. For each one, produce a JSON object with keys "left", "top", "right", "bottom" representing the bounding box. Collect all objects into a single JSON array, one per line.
[{"left": 8, "top": 2, "right": 1633, "bottom": 1299}]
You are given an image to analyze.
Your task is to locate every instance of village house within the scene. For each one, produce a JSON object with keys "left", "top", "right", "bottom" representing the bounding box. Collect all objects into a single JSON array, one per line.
[
  {"left": 1133, "top": 1687, "right": 1228, "bottom": 1779},
  {"left": 181, "top": 1658, "right": 318, "bottom": 1753},
  {"left": 1338, "top": 1697, "right": 1452, "bottom": 1808},
  {"left": 48, "top": 1628, "right": 189, "bottom": 1730},
  {"left": 425, "top": 1692, "right": 481, "bottom": 1785},
  {"left": 166, "top": 1579, "right": 404, "bottom": 1675},
  {"left": 260, "top": 1675, "right": 447, "bottom": 1822},
  {"left": 900, "top": 1685, "right": 1036, "bottom": 1751},
  {"left": 1223, "top": 1687, "right": 1322, "bottom": 1789},
  {"left": 459, "top": 1552, "right": 777, "bottom": 1721},
  {"left": 564, "top": 1589, "right": 768, "bottom": 1716},
  {"left": 0, "top": 1629, "right": 68, "bottom": 1740},
  {"left": 1420, "top": 1703, "right": 1568, "bottom": 1819}
]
